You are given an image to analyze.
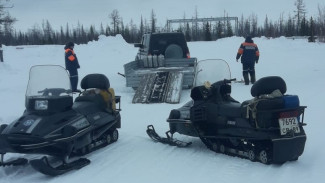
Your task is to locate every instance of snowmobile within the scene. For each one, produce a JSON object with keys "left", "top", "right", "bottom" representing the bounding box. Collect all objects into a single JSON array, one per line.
[
  {"left": 147, "top": 59, "right": 307, "bottom": 164},
  {"left": 0, "top": 65, "right": 121, "bottom": 176}
]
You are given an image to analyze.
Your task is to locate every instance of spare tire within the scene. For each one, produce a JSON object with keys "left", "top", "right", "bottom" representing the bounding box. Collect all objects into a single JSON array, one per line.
[
  {"left": 251, "top": 76, "right": 287, "bottom": 97},
  {"left": 164, "top": 44, "right": 183, "bottom": 58}
]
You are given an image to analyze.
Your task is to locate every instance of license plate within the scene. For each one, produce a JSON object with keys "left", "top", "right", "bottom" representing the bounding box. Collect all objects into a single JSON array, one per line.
[{"left": 278, "top": 117, "right": 300, "bottom": 135}]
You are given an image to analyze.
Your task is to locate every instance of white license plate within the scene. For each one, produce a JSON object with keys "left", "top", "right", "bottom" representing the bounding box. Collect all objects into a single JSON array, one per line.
[{"left": 278, "top": 117, "right": 300, "bottom": 135}]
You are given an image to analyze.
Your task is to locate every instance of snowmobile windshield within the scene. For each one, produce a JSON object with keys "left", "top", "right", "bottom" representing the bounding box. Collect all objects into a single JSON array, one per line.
[
  {"left": 26, "top": 65, "right": 72, "bottom": 98},
  {"left": 193, "top": 59, "right": 231, "bottom": 87}
]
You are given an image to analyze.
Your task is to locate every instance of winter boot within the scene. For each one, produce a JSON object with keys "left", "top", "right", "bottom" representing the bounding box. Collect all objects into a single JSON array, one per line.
[
  {"left": 243, "top": 71, "right": 249, "bottom": 85},
  {"left": 249, "top": 71, "right": 256, "bottom": 84}
]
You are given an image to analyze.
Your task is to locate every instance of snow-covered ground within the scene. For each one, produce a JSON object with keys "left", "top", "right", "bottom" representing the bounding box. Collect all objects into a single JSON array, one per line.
[{"left": 0, "top": 35, "right": 325, "bottom": 183}]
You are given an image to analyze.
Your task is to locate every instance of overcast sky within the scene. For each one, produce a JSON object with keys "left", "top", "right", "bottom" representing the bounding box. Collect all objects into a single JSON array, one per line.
[{"left": 7, "top": 0, "right": 325, "bottom": 32}]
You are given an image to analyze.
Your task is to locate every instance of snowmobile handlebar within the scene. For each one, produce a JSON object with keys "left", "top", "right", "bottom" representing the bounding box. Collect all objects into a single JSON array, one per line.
[
  {"left": 223, "top": 78, "right": 236, "bottom": 84},
  {"left": 210, "top": 78, "right": 236, "bottom": 88}
]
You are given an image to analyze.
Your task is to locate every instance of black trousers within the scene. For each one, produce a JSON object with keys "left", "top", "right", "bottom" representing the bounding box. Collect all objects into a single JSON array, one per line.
[
  {"left": 68, "top": 69, "right": 79, "bottom": 91},
  {"left": 242, "top": 62, "right": 256, "bottom": 84}
]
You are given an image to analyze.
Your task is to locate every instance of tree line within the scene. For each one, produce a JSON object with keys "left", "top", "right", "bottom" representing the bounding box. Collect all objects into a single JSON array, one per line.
[{"left": 1, "top": 0, "right": 325, "bottom": 46}]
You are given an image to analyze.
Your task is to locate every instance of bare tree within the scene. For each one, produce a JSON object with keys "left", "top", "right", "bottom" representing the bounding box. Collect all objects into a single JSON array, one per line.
[
  {"left": 110, "top": 9, "right": 120, "bottom": 35},
  {"left": 204, "top": 22, "right": 211, "bottom": 41},
  {"left": 100, "top": 23, "right": 105, "bottom": 35},
  {"left": 226, "top": 16, "right": 234, "bottom": 37},
  {"left": 129, "top": 19, "right": 137, "bottom": 43},
  {"left": 216, "top": 21, "right": 223, "bottom": 39},
  {"left": 250, "top": 14, "right": 258, "bottom": 37},
  {"left": 0, "top": 0, "right": 16, "bottom": 46},
  {"left": 65, "top": 23, "right": 70, "bottom": 40},
  {"left": 193, "top": 6, "right": 199, "bottom": 40},
  {"left": 139, "top": 16, "right": 144, "bottom": 40},
  {"left": 294, "top": 0, "right": 307, "bottom": 34},
  {"left": 28, "top": 24, "right": 42, "bottom": 44},
  {"left": 150, "top": 9, "right": 156, "bottom": 33},
  {"left": 42, "top": 20, "right": 54, "bottom": 44},
  {"left": 238, "top": 14, "right": 245, "bottom": 37},
  {"left": 105, "top": 25, "right": 111, "bottom": 36},
  {"left": 318, "top": 4, "right": 325, "bottom": 41},
  {"left": 279, "top": 13, "right": 285, "bottom": 36},
  {"left": 244, "top": 18, "right": 251, "bottom": 36}
]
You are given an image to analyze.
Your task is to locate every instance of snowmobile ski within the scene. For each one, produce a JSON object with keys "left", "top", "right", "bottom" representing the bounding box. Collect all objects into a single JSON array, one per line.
[
  {"left": 0, "top": 156, "right": 28, "bottom": 167},
  {"left": 146, "top": 125, "right": 192, "bottom": 147},
  {"left": 30, "top": 156, "right": 90, "bottom": 176}
]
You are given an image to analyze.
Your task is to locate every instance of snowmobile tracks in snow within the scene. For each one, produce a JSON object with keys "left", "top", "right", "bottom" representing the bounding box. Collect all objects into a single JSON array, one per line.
[
  {"left": 132, "top": 71, "right": 183, "bottom": 104},
  {"left": 30, "top": 156, "right": 91, "bottom": 176}
]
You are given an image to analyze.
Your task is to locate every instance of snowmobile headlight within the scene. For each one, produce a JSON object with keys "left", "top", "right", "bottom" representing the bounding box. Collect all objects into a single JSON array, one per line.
[
  {"left": 35, "top": 100, "right": 48, "bottom": 110},
  {"left": 71, "top": 119, "right": 90, "bottom": 130}
]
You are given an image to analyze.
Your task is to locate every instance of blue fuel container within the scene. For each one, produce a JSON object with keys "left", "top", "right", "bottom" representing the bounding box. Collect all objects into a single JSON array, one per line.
[{"left": 283, "top": 95, "right": 300, "bottom": 108}]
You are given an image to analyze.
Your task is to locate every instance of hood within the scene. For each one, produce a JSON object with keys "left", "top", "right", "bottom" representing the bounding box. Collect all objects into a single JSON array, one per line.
[{"left": 245, "top": 36, "right": 253, "bottom": 43}]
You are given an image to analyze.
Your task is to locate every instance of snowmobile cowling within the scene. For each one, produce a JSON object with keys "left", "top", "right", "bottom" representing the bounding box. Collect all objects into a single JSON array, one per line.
[
  {"left": 0, "top": 65, "right": 122, "bottom": 176},
  {"left": 147, "top": 59, "right": 307, "bottom": 164}
]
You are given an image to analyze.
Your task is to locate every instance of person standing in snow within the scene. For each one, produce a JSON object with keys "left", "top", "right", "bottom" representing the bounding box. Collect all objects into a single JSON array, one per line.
[
  {"left": 64, "top": 42, "right": 80, "bottom": 92},
  {"left": 236, "top": 36, "right": 260, "bottom": 85}
]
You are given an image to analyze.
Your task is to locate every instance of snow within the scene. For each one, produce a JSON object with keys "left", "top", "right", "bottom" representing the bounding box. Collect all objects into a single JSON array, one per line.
[{"left": 1, "top": 35, "right": 325, "bottom": 182}]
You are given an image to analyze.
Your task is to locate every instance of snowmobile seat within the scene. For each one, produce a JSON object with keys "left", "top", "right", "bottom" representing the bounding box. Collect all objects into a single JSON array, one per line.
[
  {"left": 218, "top": 101, "right": 244, "bottom": 118},
  {"left": 73, "top": 100, "right": 104, "bottom": 116},
  {"left": 75, "top": 74, "right": 116, "bottom": 113},
  {"left": 74, "top": 74, "right": 110, "bottom": 111}
]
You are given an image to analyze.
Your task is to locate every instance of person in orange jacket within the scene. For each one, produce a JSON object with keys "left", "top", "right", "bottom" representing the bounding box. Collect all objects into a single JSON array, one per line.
[
  {"left": 64, "top": 42, "right": 80, "bottom": 92},
  {"left": 236, "top": 36, "right": 260, "bottom": 85}
]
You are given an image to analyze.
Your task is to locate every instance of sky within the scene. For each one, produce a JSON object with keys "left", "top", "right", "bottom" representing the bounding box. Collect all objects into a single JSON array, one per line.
[
  {"left": 0, "top": 35, "right": 325, "bottom": 183},
  {"left": 6, "top": 0, "right": 325, "bottom": 32}
]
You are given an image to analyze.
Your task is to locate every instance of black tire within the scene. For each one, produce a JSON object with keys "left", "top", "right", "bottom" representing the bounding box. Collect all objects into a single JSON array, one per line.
[
  {"left": 259, "top": 150, "right": 270, "bottom": 164},
  {"left": 111, "top": 129, "right": 119, "bottom": 142},
  {"left": 212, "top": 143, "right": 219, "bottom": 152},
  {"left": 106, "top": 133, "right": 112, "bottom": 144},
  {"left": 219, "top": 144, "right": 226, "bottom": 154},
  {"left": 164, "top": 44, "right": 183, "bottom": 59},
  {"left": 248, "top": 150, "right": 256, "bottom": 161}
]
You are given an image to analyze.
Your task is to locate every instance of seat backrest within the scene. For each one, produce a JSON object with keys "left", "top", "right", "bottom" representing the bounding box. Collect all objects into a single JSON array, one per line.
[
  {"left": 251, "top": 76, "right": 287, "bottom": 97},
  {"left": 81, "top": 74, "right": 110, "bottom": 90}
]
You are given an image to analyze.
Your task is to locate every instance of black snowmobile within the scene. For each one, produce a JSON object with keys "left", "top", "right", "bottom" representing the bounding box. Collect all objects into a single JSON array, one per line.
[
  {"left": 0, "top": 65, "right": 121, "bottom": 175},
  {"left": 147, "top": 59, "right": 307, "bottom": 164}
]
